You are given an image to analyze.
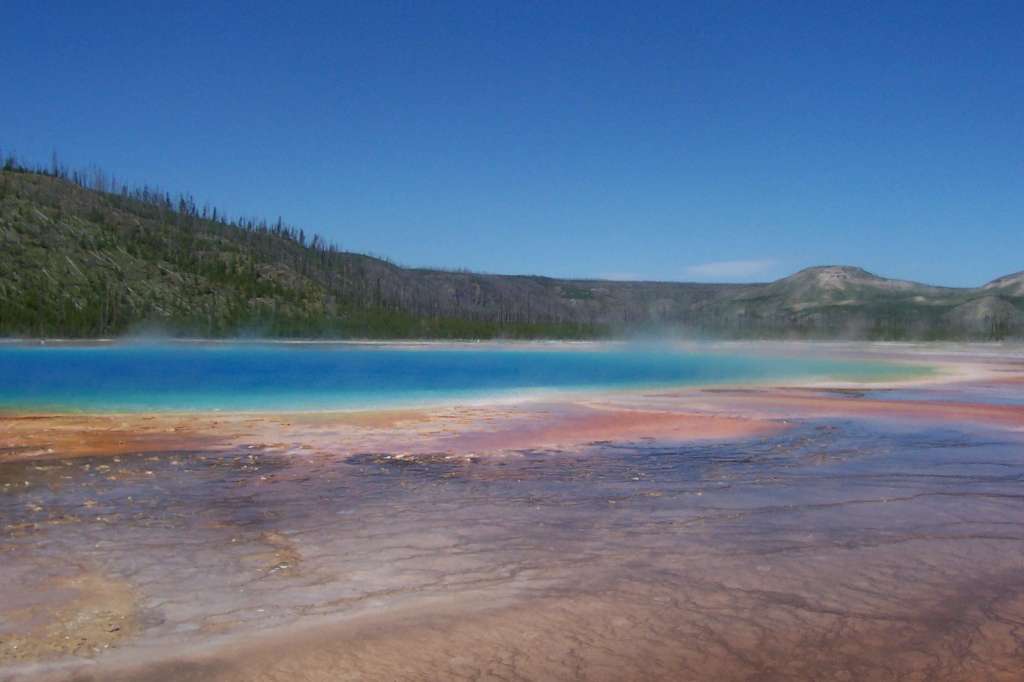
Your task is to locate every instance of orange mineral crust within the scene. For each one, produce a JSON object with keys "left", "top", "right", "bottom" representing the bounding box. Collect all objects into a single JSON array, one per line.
[{"left": 4, "top": 344, "right": 1024, "bottom": 681}]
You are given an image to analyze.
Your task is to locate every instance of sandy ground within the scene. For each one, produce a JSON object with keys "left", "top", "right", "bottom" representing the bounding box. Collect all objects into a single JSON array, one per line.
[{"left": 1, "top": 342, "right": 1023, "bottom": 681}]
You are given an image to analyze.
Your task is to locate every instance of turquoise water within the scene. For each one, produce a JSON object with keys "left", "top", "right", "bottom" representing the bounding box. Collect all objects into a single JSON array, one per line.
[{"left": 0, "top": 343, "right": 923, "bottom": 412}]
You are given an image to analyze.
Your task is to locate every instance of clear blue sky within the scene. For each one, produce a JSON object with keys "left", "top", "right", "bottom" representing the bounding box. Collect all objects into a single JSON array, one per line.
[{"left": 3, "top": 2, "right": 1021, "bottom": 286}]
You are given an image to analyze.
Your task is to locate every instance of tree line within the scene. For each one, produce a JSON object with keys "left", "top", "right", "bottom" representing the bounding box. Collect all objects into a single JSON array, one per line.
[{"left": 0, "top": 147, "right": 600, "bottom": 339}]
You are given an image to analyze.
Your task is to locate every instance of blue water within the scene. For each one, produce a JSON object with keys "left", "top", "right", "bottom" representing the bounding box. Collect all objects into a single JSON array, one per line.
[{"left": 0, "top": 343, "right": 923, "bottom": 412}]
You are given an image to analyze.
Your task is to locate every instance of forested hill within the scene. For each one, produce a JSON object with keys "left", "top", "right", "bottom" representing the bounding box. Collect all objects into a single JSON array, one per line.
[{"left": 1, "top": 165, "right": 1022, "bottom": 340}]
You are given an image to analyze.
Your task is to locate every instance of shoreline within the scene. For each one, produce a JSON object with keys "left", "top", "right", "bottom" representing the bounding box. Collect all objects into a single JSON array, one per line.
[
  {"left": 3, "top": 342, "right": 1024, "bottom": 680},
  {"left": 0, "top": 339, "right": 984, "bottom": 421},
  {"left": 2, "top": 344, "right": 1020, "bottom": 466}
]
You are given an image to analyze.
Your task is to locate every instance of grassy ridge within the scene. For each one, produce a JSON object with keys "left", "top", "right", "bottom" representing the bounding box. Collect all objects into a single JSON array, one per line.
[
  {"left": 1, "top": 159, "right": 1021, "bottom": 340},
  {"left": 0, "top": 167, "right": 597, "bottom": 339}
]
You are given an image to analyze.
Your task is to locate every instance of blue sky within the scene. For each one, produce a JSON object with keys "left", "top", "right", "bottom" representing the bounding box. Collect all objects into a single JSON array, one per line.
[{"left": 2, "top": 2, "right": 1021, "bottom": 286}]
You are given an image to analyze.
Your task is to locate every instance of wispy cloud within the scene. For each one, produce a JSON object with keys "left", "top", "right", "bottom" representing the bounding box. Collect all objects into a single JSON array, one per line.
[{"left": 684, "top": 259, "right": 778, "bottom": 280}]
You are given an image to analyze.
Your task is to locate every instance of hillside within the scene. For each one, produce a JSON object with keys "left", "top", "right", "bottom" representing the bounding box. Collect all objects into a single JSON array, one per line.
[{"left": 1, "top": 167, "right": 1021, "bottom": 340}]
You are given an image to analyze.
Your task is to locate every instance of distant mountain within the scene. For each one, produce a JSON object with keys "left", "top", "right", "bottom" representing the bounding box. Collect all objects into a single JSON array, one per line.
[
  {"left": 983, "top": 271, "right": 1024, "bottom": 297},
  {"left": 1, "top": 167, "right": 1021, "bottom": 339}
]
